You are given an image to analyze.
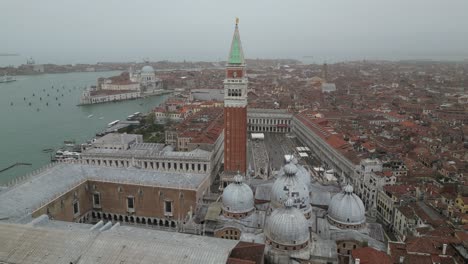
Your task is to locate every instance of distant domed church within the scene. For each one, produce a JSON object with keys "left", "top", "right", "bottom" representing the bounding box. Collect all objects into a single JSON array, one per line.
[{"left": 130, "top": 65, "right": 163, "bottom": 92}]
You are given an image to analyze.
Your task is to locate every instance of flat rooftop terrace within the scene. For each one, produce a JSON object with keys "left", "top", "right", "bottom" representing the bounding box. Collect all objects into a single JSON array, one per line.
[
  {"left": 0, "top": 222, "right": 239, "bottom": 264},
  {"left": 83, "top": 144, "right": 212, "bottom": 160},
  {"left": 0, "top": 163, "right": 209, "bottom": 223}
]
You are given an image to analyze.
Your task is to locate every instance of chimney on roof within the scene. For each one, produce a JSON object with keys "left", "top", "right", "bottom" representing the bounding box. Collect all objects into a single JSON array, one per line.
[
  {"left": 355, "top": 258, "right": 360, "bottom": 264},
  {"left": 442, "top": 243, "right": 447, "bottom": 255},
  {"left": 399, "top": 256, "right": 405, "bottom": 264}
]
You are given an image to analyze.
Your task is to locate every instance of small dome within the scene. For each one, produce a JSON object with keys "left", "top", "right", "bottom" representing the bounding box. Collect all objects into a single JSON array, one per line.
[
  {"left": 271, "top": 163, "right": 311, "bottom": 217},
  {"left": 265, "top": 199, "right": 309, "bottom": 246},
  {"left": 328, "top": 184, "right": 366, "bottom": 226},
  {"left": 141, "top": 65, "right": 154, "bottom": 73},
  {"left": 222, "top": 175, "right": 254, "bottom": 214}
]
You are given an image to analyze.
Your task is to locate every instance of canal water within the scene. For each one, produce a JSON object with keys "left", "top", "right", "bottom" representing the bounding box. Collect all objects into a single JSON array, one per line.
[{"left": 0, "top": 71, "right": 169, "bottom": 184}]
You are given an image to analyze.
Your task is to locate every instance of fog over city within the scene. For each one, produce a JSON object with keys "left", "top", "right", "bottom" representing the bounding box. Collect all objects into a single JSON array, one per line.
[{"left": 2, "top": 0, "right": 468, "bottom": 65}]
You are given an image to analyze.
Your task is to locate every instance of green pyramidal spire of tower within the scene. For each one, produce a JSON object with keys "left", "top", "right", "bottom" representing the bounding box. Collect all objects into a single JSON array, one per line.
[{"left": 228, "top": 18, "right": 245, "bottom": 65}]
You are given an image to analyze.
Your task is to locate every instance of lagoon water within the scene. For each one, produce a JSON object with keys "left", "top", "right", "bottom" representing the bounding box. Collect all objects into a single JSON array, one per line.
[{"left": 0, "top": 71, "right": 168, "bottom": 184}]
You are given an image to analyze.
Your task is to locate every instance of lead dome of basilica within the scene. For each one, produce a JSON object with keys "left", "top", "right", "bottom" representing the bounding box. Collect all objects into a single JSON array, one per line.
[
  {"left": 265, "top": 198, "right": 310, "bottom": 248},
  {"left": 271, "top": 163, "right": 312, "bottom": 218},
  {"left": 222, "top": 174, "right": 255, "bottom": 214},
  {"left": 327, "top": 184, "right": 366, "bottom": 227}
]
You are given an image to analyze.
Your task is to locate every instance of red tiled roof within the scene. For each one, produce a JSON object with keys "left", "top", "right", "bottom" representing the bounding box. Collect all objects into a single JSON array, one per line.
[
  {"left": 351, "top": 247, "right": 391, "bottom": 264},
  {"left": 173, "top": 107, "right": 224, "bottom": 146},
  {"left": 384, "top": 184, "right": 415, "bottom": 197},
  {"left": 400, "top": 121, "right": 417, "bottom": 128},
  {"left": 362, "top": 141, "right": 376, "bottom": 150},
  {"left": 388, "top": 242, "right": 407, "bottom": 264},
  {"left": 462, "top": 197, "right": 468, "bottom": 204},
  {"left": 404, "top": 254, "right": 433, "bottom": 264},
  {"left": 454, "top": 231, "right": 468, "bottom": 242},
  {"left": 327, "top": 134, "right": 347, "bottom": 149},
  {"left": 295, "top": 111, "right": 357, "bottom": 162}
]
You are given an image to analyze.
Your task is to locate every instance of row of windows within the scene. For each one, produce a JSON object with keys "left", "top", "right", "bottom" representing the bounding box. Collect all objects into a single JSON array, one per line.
[
  {"left": 249, "top": 126, "right": 291, "bottom": 133},
  {"left": 327, "top": 217, "right": 364, "bottom": 230},
  {"left": 91, "top": 211, "right": 177, "bottom": 228},
  {"left": 83, "top": 159, "right": 208, "bottom": 172},
  {"left": 226, "top": 79, "right": 242, "bottom": 83},
  {"left": 92, "top": 193, "right": 173, "bottom": 215},
  {"left": 226, "top": 229, "right": 238, "bottom": 235},
  {"left": 223, "top": 209, "right": 252, "bottom": 219},
  {"left": 227, "top": 88, "right": 242, "bottom": 97},
  {"left": 219, "top": 229, "right": 240, "bottom": 240},
  {"left": 248, "top": 118, "right": 291, "bottom": 125},
  {"left": 221, "top": 235, "right": 238, "bottom": 240},
  {"left": 266, "top": 239, "right": 308, "bottom": 251}
]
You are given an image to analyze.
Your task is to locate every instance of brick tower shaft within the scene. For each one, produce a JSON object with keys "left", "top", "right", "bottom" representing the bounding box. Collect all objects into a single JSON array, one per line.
[{"left": 223, "top": 19, "right": 248, "bottom": 175}]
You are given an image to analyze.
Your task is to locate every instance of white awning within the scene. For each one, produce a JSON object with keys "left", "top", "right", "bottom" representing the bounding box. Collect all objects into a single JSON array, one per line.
[{"left": 251, "top": 133, "right": 265, "bottom": 140}]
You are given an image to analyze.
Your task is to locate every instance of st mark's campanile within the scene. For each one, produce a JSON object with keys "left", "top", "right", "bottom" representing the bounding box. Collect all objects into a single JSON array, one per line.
[{"left": 223, "top": 18, "right": 247, "bottom": 175}]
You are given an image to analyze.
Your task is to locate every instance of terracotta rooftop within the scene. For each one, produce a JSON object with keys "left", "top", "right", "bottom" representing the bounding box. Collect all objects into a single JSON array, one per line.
[
  {"left": 351, "top": 247, "right": 391, "bottom": 264},
  {"left": 173, "top": 107, "right": 224, "bottom": 145},
  {"left": 384, "top": 184, "right": 415, "bottom": 197},
  {"left": 295, "top": 111, "right": 359, "bottom": 163}
]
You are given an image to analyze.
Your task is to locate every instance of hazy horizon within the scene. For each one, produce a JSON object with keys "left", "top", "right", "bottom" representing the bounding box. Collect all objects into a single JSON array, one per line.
[{"left": 2, "top": 0, "right": 468, "bottom": 66}]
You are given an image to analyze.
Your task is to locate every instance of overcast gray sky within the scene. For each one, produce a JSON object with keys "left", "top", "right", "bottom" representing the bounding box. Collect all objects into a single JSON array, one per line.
[{"left": 2, "top": 0, "right": 468, "bottom": 65}]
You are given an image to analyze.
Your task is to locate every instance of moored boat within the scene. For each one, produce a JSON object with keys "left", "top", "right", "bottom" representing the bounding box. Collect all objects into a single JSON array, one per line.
[{"left": 0, "top": 74, "right": 16, "bottom": 83}]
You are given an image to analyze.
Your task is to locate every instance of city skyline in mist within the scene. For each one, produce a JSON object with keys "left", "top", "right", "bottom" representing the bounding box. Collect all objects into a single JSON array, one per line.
[{"left": 2, "top": 0, "right": 468, "bottom": 66}]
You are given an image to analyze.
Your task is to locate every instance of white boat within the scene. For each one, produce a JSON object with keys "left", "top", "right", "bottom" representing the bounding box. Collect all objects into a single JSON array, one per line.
[
  {"left": 0, "top": 74, "right": 16, "bottom": 83},
  {"left": 87, "top": 114, "right": 94, "bottom": 118},
  {"left": 107, "top": 120, "right": 119, "bottom": 127}
]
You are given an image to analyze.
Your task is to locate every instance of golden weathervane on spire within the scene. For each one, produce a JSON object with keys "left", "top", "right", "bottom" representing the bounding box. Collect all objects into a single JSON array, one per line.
[{"left": 236, "top": 17, "right": 239, "bottom": 25}]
